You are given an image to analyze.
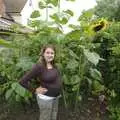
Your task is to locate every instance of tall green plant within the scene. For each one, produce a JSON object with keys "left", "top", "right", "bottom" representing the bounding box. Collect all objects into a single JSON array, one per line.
[{"left": 0, "top": 0, "right": 103, "bottom": 110}]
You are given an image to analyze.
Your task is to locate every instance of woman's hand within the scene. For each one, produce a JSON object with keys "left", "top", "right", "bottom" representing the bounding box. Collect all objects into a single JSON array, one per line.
[{"left": 35, "top": 87, "right": 48, "bottom": 94}]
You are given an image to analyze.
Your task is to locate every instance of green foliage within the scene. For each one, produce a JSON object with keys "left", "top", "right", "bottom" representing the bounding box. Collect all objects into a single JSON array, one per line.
[
  {"left": 95, "top": 0, "right": 120, "bottom": 21},
  {"left": 5, "top": 88, "right": 13, "bottom": 100},
  {"left": 90, "top": 68, "right": 102, "bottom": 82},
  {"left": 30, "top": 10, "right": 41, "bottom": 18},
  {"left": 50, "top": 12, "right": 69, "bottom": 25},
  {"left": 39, "top": 1, "right": 46, "bottom": 9},
  {"left": 78, "top": 9, "right": 95, "bottom": 22},
  {"left": 92, "top": 21, "right": 120, "bottom": 120},
  {"left": 16, "top": 57, "right": 34, "bottom": 72},
  {"left": 5, "top": 82, "right": 32, "bottom": 102},
  {"left": 108, "top": 93, "right": 120, "bottom": 120},
  {"left": 84, "top": 49, "right": 101, "bottom": 66},
  {"left": 92, "top": 80, "right": 105, "bottom": 95},
  {"left": 46, "top": 0, "right": 59, "bottom": 6},
  {"left": 93, "top": 22, "right": 120, "bottom": 96},
  {"left": 112, "top": 43, "right": 120, "bottom": 56},
  {"left": 0, "top": 0, "right": 119, "bottom": 118},
  {"left": 63, "top": 9, "right": 74, "bottom": 16},
  {"left": 0, "top": 24, "right": 102, "bottom": 109},
  {"left": 0, "top": 39, "right": 13, "bottom": 48},
  {"left": 109, "top": 106, "right": 120, "bottom": 120},
  {"left": 0, "top": 0, "right": 103, "bottom": 110}
]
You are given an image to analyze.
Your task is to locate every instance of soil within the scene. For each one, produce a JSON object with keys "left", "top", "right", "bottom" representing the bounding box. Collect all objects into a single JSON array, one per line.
[{"left": 0, "top": 96, "right": 109, "bottom": 120}]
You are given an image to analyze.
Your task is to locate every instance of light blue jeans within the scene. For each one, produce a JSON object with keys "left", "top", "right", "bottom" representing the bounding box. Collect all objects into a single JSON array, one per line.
[{"left": 36, "top": 95, "right": 59, "bottom": 120}]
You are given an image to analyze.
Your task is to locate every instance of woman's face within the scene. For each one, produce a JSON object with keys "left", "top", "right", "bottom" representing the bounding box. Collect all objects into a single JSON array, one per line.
[{"left": 43, "top": 48, "right": 55, "bottom": 63}]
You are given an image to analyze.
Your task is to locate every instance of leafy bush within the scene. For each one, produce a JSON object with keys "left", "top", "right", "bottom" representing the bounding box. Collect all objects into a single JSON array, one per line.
[
  {"left": 93, "top": 22, "right": 120, "bottom": 95},
  {"left": 0, "top": 0, "right": 103, "bottom": 110}
]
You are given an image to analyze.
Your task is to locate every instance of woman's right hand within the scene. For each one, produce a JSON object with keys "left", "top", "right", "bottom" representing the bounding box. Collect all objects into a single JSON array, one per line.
[{"left": 35, "top": 87, "right": 48, "bottom": 94}]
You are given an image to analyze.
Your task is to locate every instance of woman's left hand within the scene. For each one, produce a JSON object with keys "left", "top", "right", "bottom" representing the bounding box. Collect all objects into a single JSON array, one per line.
[{"left": 35, "top": 87, "right": 48, "bottom": 94}]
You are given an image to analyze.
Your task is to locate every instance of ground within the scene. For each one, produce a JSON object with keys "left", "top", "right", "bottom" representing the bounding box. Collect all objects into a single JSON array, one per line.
[{"left": 0, "top": 96, "right": 109, "bottom": 120}]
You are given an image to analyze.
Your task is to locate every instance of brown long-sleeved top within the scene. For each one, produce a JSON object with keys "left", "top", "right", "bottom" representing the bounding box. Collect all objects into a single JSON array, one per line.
[{"left": 19, "top": 63, "right": 62, "bottom": 97}]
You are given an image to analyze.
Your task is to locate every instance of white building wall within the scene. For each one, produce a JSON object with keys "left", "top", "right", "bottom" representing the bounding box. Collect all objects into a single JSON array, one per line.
[{"left": 21, "top": 0, "right": 39, "bottom": 25}]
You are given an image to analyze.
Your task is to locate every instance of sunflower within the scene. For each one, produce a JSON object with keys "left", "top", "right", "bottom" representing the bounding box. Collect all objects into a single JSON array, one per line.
[{"left": 91, "top": 18, "right": 108, "bottom": 32}]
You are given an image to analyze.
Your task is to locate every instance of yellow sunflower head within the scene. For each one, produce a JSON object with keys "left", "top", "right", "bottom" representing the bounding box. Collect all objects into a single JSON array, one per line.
[{"left": 91, "top": 18, "right": 108, "bottom": 32}]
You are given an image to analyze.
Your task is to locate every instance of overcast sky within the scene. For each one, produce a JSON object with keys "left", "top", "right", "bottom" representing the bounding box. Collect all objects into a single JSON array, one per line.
[
  {"left": 21, "top": 0, "right": 97, "bottom": 32},
  {"left": 61, "top": 0, "right": 97, "bottom": 32},
  {"left": 61, "top": 0, "right": 96, "bottom": 18}
]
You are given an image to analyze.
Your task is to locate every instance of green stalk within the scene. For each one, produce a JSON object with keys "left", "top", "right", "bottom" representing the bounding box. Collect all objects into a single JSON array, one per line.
[
  {"left": 74, "top": 49, "right": 86, "bottom": 110},
  {"left": 74, "top": 53, "right": 82, "bottom": 110},
  {"left": 45, "top": 3, "right": 48, "bottom": 22},
  {"left": 57, "top": 0, "right": 68, "bottom": 109},
  {"left": 62, "top": 88, "right": 68, "bottom": 109},
  {"left": 58, "top": 0, "right": 60, "bottom": 14}
]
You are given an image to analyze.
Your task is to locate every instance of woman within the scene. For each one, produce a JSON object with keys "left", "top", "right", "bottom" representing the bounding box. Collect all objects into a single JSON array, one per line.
[{"left": 19, "top": 44, "right": 62, "bottom": 120}]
